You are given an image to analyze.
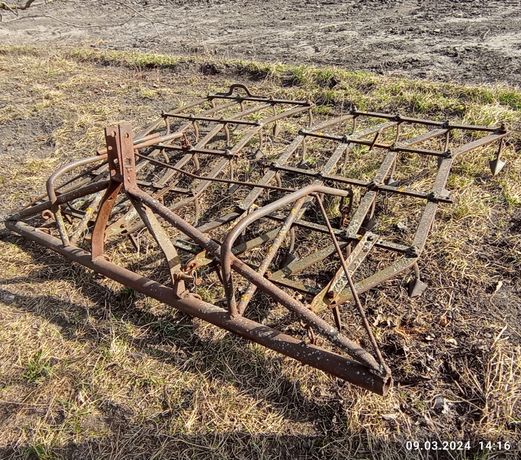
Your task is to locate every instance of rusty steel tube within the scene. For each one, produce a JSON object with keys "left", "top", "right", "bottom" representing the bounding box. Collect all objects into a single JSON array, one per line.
[
  {"left": 8, "top": 179, "right": 110, "bottom": 222},
  {"left": 236, "top": 196, "right": 307, "bottom": 316},
  {"left": 6, "top": 219, "right": 391, "bottom": 395},
  {"left": 47, "top": 155, "right": 108, "bottom": 204}
]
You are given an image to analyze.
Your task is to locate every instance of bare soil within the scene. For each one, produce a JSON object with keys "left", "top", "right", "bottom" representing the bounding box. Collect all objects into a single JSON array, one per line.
[{"left": 2, "top": 0, "right": 521, "bottom": 86}]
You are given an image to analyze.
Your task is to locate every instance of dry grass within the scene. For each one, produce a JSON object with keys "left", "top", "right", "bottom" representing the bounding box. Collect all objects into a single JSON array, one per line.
[{"left": 0, "top": 45, "right": 520, "bottom": 459}]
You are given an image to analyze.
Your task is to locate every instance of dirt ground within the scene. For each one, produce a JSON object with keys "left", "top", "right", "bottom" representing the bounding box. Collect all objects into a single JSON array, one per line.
[{"left": 2, "top": 0, "right": 521, "bottom": 86}]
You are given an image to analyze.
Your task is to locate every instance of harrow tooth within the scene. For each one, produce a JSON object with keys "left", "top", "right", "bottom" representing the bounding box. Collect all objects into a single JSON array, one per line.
[
  {"left": 362, "top": 216, "right": 378, "bottom": 231},
  {"left": 408, "top": 278, "right": 429, "bottom": 298},
  {"left": 489, "top": 157, "right": 506, "bottom": 176},
  {"left": 6, "top": 83, "right": 512, "bottom": 396},
  {"left": 281, "top": 251, "right": 298, "bottom": 268}
]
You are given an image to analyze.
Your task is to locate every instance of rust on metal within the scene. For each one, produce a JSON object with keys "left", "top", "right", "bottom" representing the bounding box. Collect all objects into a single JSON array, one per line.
[{"left": 6, "top": 84, "right": 511, "bottom": 396}]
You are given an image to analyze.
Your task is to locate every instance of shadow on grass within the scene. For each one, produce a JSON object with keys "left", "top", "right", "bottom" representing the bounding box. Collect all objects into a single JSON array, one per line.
[
  {"left": 0, "top": 433, "right": 392, "bottom": 460},
  {"left": 3, "top": 240, "right": 521, "bottom": 459}
]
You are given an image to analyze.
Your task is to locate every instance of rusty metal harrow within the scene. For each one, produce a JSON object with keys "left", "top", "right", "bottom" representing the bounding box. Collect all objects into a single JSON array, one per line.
[{"left": 6, "top": 84, "right": 510, "bottom": 395}]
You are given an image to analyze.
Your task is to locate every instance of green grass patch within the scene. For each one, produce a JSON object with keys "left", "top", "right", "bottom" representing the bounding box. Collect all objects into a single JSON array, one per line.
[
  {"left": 23, "top": 350, "right": 54, "bottom": 383},
  {"left": 57, "top": 46, "right": 521, "bottom": 128}
]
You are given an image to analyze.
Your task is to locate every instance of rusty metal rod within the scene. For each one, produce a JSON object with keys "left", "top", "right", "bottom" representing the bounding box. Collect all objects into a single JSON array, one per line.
[
  {"left": 160, "top": 146, "right": 239, "bottom": 158},
  {"left": 208, "top": 93, "right": 310, "bottom": 107},
  {"left": 299, "top": 130, "right": 452, "bottom": 158},
  {"left": 262, "top": 163, "right": 452, "bottom": 202},
  {"left": 314, "top": 195, "right": 387, "bottom": 371},
  {"left": 135, "top": 152, "right": 294, "bottom": 193},
  {"left": 8, "top": 180, "right": 110, "bottom": 222},
  {"left": 162, "top": 113, "right": 262, "bottom": 126},
  {"left": 351, "top": 110, "right": 505, "bottom": 132}
]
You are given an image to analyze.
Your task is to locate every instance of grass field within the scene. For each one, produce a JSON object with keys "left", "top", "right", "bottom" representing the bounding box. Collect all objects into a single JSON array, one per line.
[{"left": 0, "top": 45, "right": 520, "bottom": 459}]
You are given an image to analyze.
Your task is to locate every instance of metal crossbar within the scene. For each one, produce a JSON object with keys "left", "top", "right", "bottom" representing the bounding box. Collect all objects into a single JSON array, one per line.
[{"left": 6, "top": 84, "right": 511, "bottom": 396}]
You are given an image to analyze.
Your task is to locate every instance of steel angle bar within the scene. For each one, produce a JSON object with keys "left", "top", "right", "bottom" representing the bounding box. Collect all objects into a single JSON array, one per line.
[
  {"left": 310, "top": 231, "right": 378, "bottom": 313},
  {"left": 129, "top": 196, "right": 185, "bottom": 295},
  {"left": 350, "top": 109, "right": 505, "bottom": 132}
]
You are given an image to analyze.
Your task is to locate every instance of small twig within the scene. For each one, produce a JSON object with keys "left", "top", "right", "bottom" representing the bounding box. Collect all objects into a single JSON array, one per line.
[
  {"left": 0, "top": 2, "right": 18, "bottom": 16},
  {"left": 19, "top": 0, "right": 36, "bottom": 9},
  {"left": 114, "top": 0, "right": 159, "bottom": 35},
  {"left": 114, "top": 0, "right": 186, "bottom": 30}
]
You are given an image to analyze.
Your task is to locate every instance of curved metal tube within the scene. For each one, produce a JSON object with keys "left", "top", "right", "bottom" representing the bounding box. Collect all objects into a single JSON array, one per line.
[
  {"left": 221, "top": 184, "right": 349, "bottom": 317},
  {"left": 44, "top": 154, "right": 108, "bottom": 246},
  {"left": 214, "top": 83, "right": 254, "bottom": 97},
  {"left": 7, "top": 179, "right": 110, "bottom": 222},
  {"left": 46, "top": 154, "right": 108, "bottom": 204}
]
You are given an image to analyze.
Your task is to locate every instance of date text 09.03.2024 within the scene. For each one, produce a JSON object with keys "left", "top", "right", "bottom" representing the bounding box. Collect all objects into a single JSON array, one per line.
[{"left": 405, "top": 440, "right": 513, "bottom": 451}]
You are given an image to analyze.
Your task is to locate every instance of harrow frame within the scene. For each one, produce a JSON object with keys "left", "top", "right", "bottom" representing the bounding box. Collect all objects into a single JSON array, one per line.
[{"left": 6, "top": 84, "right": 510, "bottom": 395}]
